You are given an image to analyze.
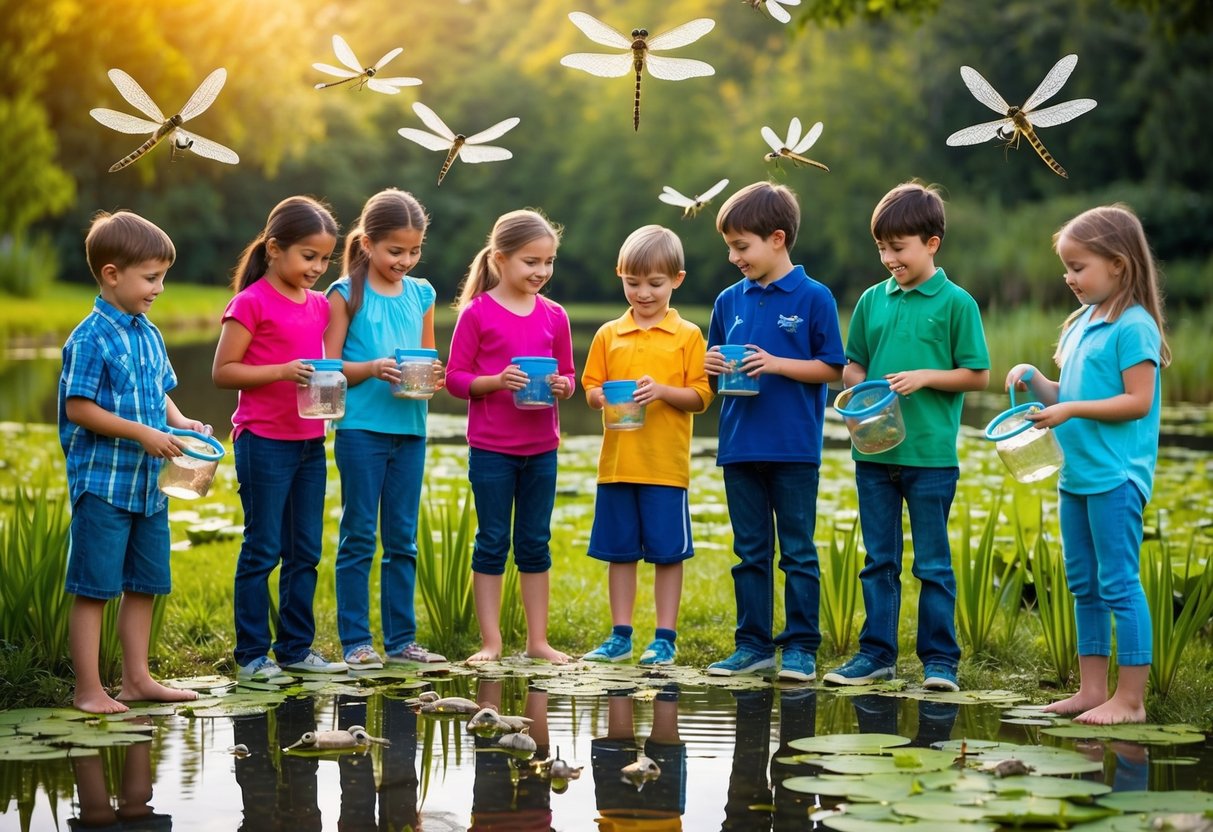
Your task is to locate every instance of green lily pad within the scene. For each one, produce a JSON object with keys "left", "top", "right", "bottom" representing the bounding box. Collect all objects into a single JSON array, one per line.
[
  {"left": 992, "top": 775, "right": 1112, "bottom": 799},
  {"left": 781, "top": 776, "right": 863, "bottom": 797},
  {"left": 815, "top": 748, "right": 956, "bottom": 775},
  {"left": 1001, "top": 717, "right": 1056, "bottom": 726},
  {"left": 980, "top": 796, "right": 1114, "bottom": 825},
  {"left": 787, "top": 733, "right": 911, "bottom": 754},
  {"left": 60, "top": 731, "right": 153, "bottom": 747},
  {"left": 1041, "top": 723, "right": 1206, "bottom": 745},
  {"left": 1096, "top": 791, "right": 1213, "bottom": 813},
  {"left": 891, "top": 798, "right": 989, "bottom": 822},
  {"left": 0, "top": 744, "right": 100, "bottom": 761},
  {"left": 823, "top": 816, "right": 994, "bottom": 832},
  {"left": 160, "top": 675, "right": 235, "bottom": 692}
]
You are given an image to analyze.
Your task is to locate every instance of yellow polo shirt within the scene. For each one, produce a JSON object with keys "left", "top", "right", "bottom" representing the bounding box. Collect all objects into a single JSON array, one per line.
[{"left": 582, "top": 308, "right": 713, "bottom": 487}]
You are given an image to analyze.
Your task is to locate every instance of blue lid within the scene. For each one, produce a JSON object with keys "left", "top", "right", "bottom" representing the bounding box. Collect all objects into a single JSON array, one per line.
[
  {"left": 511, "top": 355, "right": 558, "bottom": 367},
  {"left": 396, "top": 348, "right": 439, "bottom": 360},
  {"left": 166, "top": 428, "right": 225, "bottom": 461},
  {"left": 718, "top": 344, "right": 752, "bottom": 358},
  {"left": 835, "top": 380, "right": 896, "bottom": 419},
  {"left": 985, "top": 367, "right": 1046, "bottom": 440},
  {"left": 602, "top": 380, "right": 637, "bottom": 390},
  {"left": 302, "top": 358, "right": 343, "bottom": 371}
]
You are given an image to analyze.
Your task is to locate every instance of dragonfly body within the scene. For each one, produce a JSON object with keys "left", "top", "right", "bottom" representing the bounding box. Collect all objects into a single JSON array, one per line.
[
  {"left": 945, "top": 54, "right": 1096, "bottom": 179},
  {"left": 761, "top": 118, "right": 829, "bottom": 172},
  {"left": 90, "top": 68, "right": 238, "bottom": 172},
  {"left": 560, "top": 12, "right": 715, "bottom": 131},
  {"left": 397, "top": 102, "right": 519, "bottom": 186}
]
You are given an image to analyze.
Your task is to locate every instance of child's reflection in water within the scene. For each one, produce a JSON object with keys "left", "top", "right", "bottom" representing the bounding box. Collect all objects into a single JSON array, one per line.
[
  {"left": 470, "top": 680, "right": 554, "bottom": 832},
  {"left": 336, "top": 693, "right": 420, "bottom": 831},
  {"left": 71, "top": 724, "right": 171, "bottom": 832},
  {"left": 232, "top": 697, "right": 320, "bottom": 832}
]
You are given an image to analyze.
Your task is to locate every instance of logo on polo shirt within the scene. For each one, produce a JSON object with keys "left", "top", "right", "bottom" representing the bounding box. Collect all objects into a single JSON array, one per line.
[{"left": 777, "top": 314, "right": 803, "bottom": 333}]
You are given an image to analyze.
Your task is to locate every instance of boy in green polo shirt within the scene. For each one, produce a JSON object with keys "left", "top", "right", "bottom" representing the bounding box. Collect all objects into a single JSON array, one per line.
[{"left": 823, "top": 181, "right": 989, "bottom": 692}]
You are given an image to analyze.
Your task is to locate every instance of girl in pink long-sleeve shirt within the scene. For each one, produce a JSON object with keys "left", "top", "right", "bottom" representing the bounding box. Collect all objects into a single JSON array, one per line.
[{"left": 446, "top": 209, "right": 575, "bottom": 664}]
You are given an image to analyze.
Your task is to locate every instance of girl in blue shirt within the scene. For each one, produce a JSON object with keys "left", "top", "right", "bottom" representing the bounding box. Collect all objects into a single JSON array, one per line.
[
  {"left": 1006, "top": 204, "right": 1170, "bottom": 725},
  {"left": 324, "top": 189, "right": 447, "bottom": 669}
]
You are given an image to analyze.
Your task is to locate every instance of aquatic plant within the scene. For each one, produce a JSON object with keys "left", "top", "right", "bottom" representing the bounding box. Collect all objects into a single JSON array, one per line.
[
  {"left": 953, "top": 494, "right": 1024, "bottom": 657},
  {"left": 1142, "top": 516, "right": 1213, "bottom": 699},
  {"left": 1016, "top": 502, "right": 1077, "bottom": 685},
  {"left": 819, "top": 512, "right": 861, "bottom": 656}
]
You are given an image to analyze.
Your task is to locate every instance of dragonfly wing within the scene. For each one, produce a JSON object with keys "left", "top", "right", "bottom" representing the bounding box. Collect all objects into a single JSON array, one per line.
[
  {"left": 313, "top": 63, "right": 359, "bottom": 78},
  {"left": 792, "top": 121, "right": 823, "bottom": 154},
  {"left": 1026, "top": 98, "right": 1097, "bottom": 128},
  {"left": 784, "top": 117, "right": 802, "bottom": 149},
  {"left": 372, "top": 47, "right": 403, "bottom": 71},
  {"left": 332, "top": 35, "right": 363, "bottom": 73},
  {"left": 645, "top": 54, "right": 715, "bottom": 81},
  {"left": 465, "top": 117, "right": 520, "bottom": 145},
  {"left": 177, "top": 129, "right": 239, "bottom": 164},
  {"left": 659, "top": 187, "right": 692, "bottom": 207},
  {"left": 366, "top": 79, "right": 402, "bottom": 94},
  {"left": 371, "top": 76, "right": 422, "bottom": 88},
  {"left": 107, "top": 69, "right": 164, "bottom": 122},
  {"left": 90, "top": 108, "right": 160, "bottom": 134},
  {"left": 178, "top": 68, "right": 227, "bottom": 121},
  {"left": 699, "top": 178, "right": 730, "bottom": 202},
  {"left": 1023, "top": 53, "right": 1078, "bottom": 113},
  {"left": 646, "top": 18, "right": 715, "bottom": 51},
  {"left": 397, "top": 127, "right": 453, "bottom": 152},
  {"left": 760, "top": 125, "right": 784, "bottom": 153},
  {"left": 411, "top": 102, "right": 457, "bottom": 141},
  {"left": 560, "top": 52, "right": 633, "bottom": 77},
  {"left": 766, "top": 1, "right": 793, "bottom": 24},
  {"left": 456, "top": 144, "right": 512, "bottom": 164},
  {"left": 946, "top": 117, "right": 1009, "bottom": 146},
  {"left": 959, "top": 65, "right": 1010, "bottom": 115},
  {"left": 566, "top": 12, "right": 632, "bottom": 48}
]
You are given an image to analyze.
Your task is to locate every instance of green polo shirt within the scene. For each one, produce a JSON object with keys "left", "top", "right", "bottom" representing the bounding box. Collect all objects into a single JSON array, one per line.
[{"left": 846, "top": 267, "right": 989, "bottom": 467}]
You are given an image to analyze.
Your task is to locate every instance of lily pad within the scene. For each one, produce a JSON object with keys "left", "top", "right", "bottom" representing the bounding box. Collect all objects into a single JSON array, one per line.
[
  {"left": 1040, "top": 723, "right": 1206, "bottom": 745},
  {"left": 787, "top": 733, "right": 911, "bottom": 754},
  {"left": 815, "top": 748, "right": 957, "bottom": 775},
  {"left": 891, "top": 798, "right": 989, "bottom": 822},
  {"left": 992, "top": 775, "right": 1112, "bottom": 799},
  {"left": 980, "top": 796, "right": 1114, "bottom": 825},
  {"left": 0, "top": 744, "right": 100, "bottom": 761},
  {"left": 160, "top": 675, "right": 235, "bottom": 692},
  {"left": 1096, "top": 791, "right": 1213, "bottom": 813}
]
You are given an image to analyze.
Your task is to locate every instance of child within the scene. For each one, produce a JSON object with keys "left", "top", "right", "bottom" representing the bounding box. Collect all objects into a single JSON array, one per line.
[
  {"left": 445, "top": 209, "right": 575, "bottom": 664},
  {"left": 212, "top": 195, "right": 348, "bottom": 681},
  {"left": 703, "top": 182, "right": 846, "bottom": 681},
  {"left": 1007, "top": 204, "right": 1168, "bottom": 725},
  {"left": 323, "top": 188, "right": 446, "bottom": 668},
  {"left": 823, "top": 181, "right": 989, "bottom": 692},
  {"left": 59, "top": 210, "right": 205, "bottom": 713},
  {"left": 580, "top": 225, "right": 712, "bottom": 666}
]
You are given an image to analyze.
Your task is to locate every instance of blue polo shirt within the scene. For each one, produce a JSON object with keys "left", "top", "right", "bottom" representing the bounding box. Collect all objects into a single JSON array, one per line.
[
  {"left": 59, "top": 297, "right": 177, "bottom": 515},
  {"left": 707, "top": 266, "right": 845, "bottom": 465},
  {"left": 1054, "top": 304, "right": 1162, "bottom": 500}
]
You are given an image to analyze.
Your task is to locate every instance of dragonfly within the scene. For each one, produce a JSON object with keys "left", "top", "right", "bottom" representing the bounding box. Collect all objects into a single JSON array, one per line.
[
  {"left": 761, "top": 117, "right": 829, "bottom": 172},
  {"left": 945, "top": 54, "right": 1097, "bottom": 179},
  {"left": 741, "top": 0, "right": 801, "bottom": 25},
  {"left": 658, "top": 178, "right": 730, "bottom": 218},
  {"left": 397, "top": 102, "right": 519, "bottom": 186},
  {"left": 312, "top": 34, "right": 421, "bottom": 95},
  {"left": 90, "top": 68, "right": 238, "bottom": 173},
  {"left": 559, "top": 12, "right": 715, "bottom": 131}
]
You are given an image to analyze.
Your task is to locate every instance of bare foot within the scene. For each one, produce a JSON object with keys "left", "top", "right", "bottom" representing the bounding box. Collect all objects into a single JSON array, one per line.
[
  {"left": 466, "top": 647, "right": 501, "bottom": 664},
  {"left": 523, "top": 644, "right": 570, "bottom": 664},
  {"left": 74, "top": 690, "right": 130, "bottom": 714},
  {"left": 117, "top": 679, "right": 199, "bottom": 704},
  {"left": 1042, "top": 691, "right": 1107, "bottom": 715},
  {"left": 1073, "top": 699, "right": 1146, "bottom": 725}
]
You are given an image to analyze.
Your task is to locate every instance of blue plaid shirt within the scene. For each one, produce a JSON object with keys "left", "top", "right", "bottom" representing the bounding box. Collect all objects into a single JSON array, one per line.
[{"left": 58, "top": 297, "right": 177, "bottom": 515}]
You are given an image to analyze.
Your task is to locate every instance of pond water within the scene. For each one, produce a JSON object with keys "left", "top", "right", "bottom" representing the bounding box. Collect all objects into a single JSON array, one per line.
[{"left": 2, "top": 668, "right": 1211, "bottom": 832}]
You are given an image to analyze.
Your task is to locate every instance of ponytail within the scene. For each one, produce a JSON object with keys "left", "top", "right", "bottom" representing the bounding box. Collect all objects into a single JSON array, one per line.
[
  {"left": 230, "top": 196, "right": 338, "bottom": 293},
  {"left": 454, "top": 209, "right": 561, "bottom": 312},
  {"left": 342, "top": 189, "right": 429, "bottom": 317},
  {"left": 455, "top": 245, "right": 497, "bottom": 311}
]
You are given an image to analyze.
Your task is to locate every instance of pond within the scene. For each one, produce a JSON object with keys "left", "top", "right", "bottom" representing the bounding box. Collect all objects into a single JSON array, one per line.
[{"left": 2, "top": 665, "right": 1212, "bottom": 832}]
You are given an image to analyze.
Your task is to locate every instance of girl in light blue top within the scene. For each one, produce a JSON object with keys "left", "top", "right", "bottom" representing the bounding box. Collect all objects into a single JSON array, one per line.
[
  {"left": 324, "top": 188, "right": 447, "bottom": 669},
  {"left": 1006, "top": 204, "right": 1169, "bottom": 726}
]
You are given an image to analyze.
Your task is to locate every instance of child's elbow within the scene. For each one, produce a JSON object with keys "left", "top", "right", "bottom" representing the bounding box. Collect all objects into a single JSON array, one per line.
[{"left": 968, "top": 369, "right": 990, "bottom": 391}]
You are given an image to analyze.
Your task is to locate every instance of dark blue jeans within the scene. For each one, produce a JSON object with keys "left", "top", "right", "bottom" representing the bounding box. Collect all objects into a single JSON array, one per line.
[
  {"left": 232, "top": 431, "right": 327, "bottom": 667},
  {"left": 721, "top": 462, "right": 822, "bottom": 655},
  {"left": 467, "top": 447, "right": 557, "bottom": 575},
  {"left": 854, "top": 461, "right": 960, "bottom": 670},
  {"left": 334, "top": 430, "right": 426, "bottom": 655}
]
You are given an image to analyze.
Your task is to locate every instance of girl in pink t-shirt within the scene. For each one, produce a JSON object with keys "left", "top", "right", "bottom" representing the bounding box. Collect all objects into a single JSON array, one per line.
[
  {"left": 212, "top": 195, "right": 346, "bottom": 682},
  {"left": 446, "top": 209, "right": 576, "bottom": 664}
]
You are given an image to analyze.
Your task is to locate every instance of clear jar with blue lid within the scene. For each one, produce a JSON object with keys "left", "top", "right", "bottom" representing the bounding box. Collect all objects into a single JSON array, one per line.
[{"left": 297, "top": 359, "right": 346, "bottom": 419}]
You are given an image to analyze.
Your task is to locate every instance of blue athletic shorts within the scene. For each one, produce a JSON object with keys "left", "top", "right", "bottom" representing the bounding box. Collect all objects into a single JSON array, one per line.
[
  {"left": 587, "top": 483, "right": 694, "bottom": 565},
  {"left": 65, "top": 492, "right": 171, "bottom": 599}
]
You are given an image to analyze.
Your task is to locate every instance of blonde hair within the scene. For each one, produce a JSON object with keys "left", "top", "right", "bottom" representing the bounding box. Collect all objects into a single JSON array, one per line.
[
  {"left": 343, "top": 189, "right": 428, "bottom": 317},
  {"left": 618, "top": 225, "right": 684, "bottom": 277},
  {"left": 454, "top": 209, "right": 561, "bottom": 311},
  {"left": 85, "top": 210, "right": 175, "bottom": 282},
  {"left": 1053, "top": 204, "right": 1171, "bottom": 368}
]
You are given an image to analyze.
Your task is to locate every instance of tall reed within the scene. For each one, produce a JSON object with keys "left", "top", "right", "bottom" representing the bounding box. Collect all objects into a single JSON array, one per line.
[
  {"left": 1018, "top": 520, "right": 1076, "bottom": 684},
  {"left": 0, "top": 484, "right": 71, "bottom": 670},
  {"left": 416, "top": 490, "right": 477, "bottom": 654},
  {"left": 819, "top": 513, "right": 862, "bottom": 656},
  {"left": 954, "top": 494, "right": 1024, "bottom": 657},
  {"left": 1142, "top": 518, "right": 1213, "bottom": 698}
]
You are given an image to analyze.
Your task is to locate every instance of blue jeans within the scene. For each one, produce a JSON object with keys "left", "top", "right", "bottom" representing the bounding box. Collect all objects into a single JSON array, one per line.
[
  {"left": 334, "top": 430, "right": 426, "bottom": 654},
  {"left": 721, "top": 462, "right": 822, "bottom": 655},
  {"left": 467, "top": 448, "right": 557, "bottom": 575},
  {"left": 1059, "top": 482, "right": 1151, "bottom": 665},
  {"left": 855, "top": 462, "right": 960, "bottom": 669},
  {"left": 233, "top": 431, "right": 327, "bottom": 667}
]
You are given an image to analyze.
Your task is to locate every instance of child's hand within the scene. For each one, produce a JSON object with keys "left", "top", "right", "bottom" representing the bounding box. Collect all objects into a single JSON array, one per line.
[
  {"left": 1026, "top": 402, "right": 1074, "bottom": 429},
  {"left": 180, "top": 419, "right": 212, "bottom": 436},
  {"left": 431, "top": 359, "right": 446, "bottom": 390},
  {"left": 282, "top": 360, "right": 315, "bottom": 385},
  {"left": 588, "top": 387, "right": 606, "bottom": 409},
  {"left": 498, "top": 364, "right": 528, "bottom": 392},
  {"left": 738, "top": 344, "right": 776, "bottom": 377},
  {"left": 374, "top": 357, "right": 402, "bottom": 384},
  {"left": 1006, "top": 364, "right": 1037, "bottom": 392},
  {"left": 884, "top": 370, "right": 929, "bottom": 396},
  {"left": 704, "top": 347, "right": 727, "bottom": 377},
  {"left": 141, "top": 426, "right": 183, "bottom": 458},
  {"left": 634, "top": 375, "right": 662, "bottom": 405},
  {"left": 549, "top": 374, "right": 573, "bottom": 399}
]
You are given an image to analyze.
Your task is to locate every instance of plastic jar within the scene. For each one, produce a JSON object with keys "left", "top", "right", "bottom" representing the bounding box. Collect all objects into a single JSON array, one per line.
[
  {"left": 717, "top": 345, "right": 760, "bottom": 396},
  {"left": 602, "top": 380, "right": 646, "bottom": 431},
  {"left": 834, "top": 380, "right": 906, "bottom": 454},
  {"left": 391, "top": 348, "right": 439, "bottom": 400},
  {"left": 512, "top": 356, "right": 558, "bottom": 409},
  {"left": 297, "top": 359, "right": 346, "bottom": 419},
  {"left": 984, "top": 370, "right": 1063, "bottom": 483},
  {"left": 158, "top": 428, "right": 225, "bottom": 500}
]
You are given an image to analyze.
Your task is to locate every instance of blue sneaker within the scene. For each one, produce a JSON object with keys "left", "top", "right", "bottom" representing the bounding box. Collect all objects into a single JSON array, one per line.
[
  {"left": 922, "top": 665, "right": 959, "bottom": 692},
  {"left": 778, "top": 650, "right": 816, "bottom": 682},
  {"left": 822, "top": 654, "right": 896, "bottom": 686},
  {"left": 706, "top": 648, "right": 775, "bottom": 676},
  {"left": 582, "top": 633, "right": 632, "bottom": 663},
  {"left": 639, "top": 638, "right": 677, "bottom": 667}
]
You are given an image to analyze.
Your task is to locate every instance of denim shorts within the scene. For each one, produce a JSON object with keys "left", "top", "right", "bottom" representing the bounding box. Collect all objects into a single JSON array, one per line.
[
  {"left": 588, "top": 483, "right": 694, "bottom": 564},
  {"left": 65, "top": 492, "right": 171, "bottom": 599}
]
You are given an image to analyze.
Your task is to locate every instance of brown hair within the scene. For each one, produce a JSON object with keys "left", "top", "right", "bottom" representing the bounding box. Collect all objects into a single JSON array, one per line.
[
  {"left": 870, "top": 181, "right": 946, "bottom": 243},
  {"left": 84, "top": 210, "right": 175, "bottom": 282},
  {"left": 617, "top": 225, "right": 684, "bottom": 277},
  {"left": 231, "top": 195, "right": 338, "bottom": 292},
  {"left": 342, "top": 189, "right": 428, "bottom": 317},
  {"left": 715, "top": 181, "right": 800, "bottom": 251},
  {"left": 454, "top": 209, "right": 561, "bottom": 311}
]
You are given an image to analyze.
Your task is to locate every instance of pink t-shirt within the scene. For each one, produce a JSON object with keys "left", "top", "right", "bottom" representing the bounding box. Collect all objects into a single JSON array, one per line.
[
  {"left": 222, "top": 277, "right": 330, "bottom": 440},
  {"left": 445, "top": 293, "right": 575, "bottom": 456}
]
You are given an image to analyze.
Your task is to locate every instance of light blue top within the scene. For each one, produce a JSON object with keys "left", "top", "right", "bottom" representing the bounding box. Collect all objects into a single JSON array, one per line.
[
  {"left": 326, "top": 275, "right": 436, "bottom": 436},
  {"left": 1054, "top": 304, "right": 1162, "bottom": 499}
]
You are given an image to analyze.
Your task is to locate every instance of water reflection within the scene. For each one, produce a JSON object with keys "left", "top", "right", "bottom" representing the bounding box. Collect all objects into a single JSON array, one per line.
[
  {"left": 593, "top": 685, "right": 685, "bottom": 831},
  {"left": 233, "top": 698, "right": 321, "bottom": 831},
  {"left": 471, "top": 680, "right": 553, "bottom": 831},
  {"left": 72, "top": 725, "right": 170, "bottom": 831}
]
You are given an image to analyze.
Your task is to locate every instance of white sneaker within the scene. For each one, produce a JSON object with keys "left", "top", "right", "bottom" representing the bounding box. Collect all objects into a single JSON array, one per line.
[
  {"left": 237, "top": 656, "right": 283, "bottom": 681},
  {"left": 344, "top": 645, "right": 384, "bottom": 670},
  {"left": 281, "top": 650, "right": 348, "bottom": 674}
]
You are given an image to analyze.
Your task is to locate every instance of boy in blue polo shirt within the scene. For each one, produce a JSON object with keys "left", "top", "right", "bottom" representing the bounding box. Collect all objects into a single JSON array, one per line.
[
  {"left": 822, "top": 182, "right": 989, "bottom": 692},
  {"left": 59, "top": 210, "right": 209, "bottom": 713},
  {"left": 704, "top": 182, "right": 845, "bottom": 681}
]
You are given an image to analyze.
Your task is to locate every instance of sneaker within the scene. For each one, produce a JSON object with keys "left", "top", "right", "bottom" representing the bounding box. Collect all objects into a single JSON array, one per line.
[
  {"left": 922, "top": 665, "right": 959, "bottom": 692},
  {"left": 582, "top": 634, "right": 633, "bottom": 663},
  {"left": 237, "top": 656, "right": 283, "bottom": 682},
  {"left": 822, "top": 654, "right": 896, "bottom": 686},
  {"left": 344, "top": 645, "right": 384, "bottom": 670},
  {"left": 385, "top": 642, "right": 447, "bottom": 664},
  {"left": 638, "top": 638, "right": 677, "bottom": 667},
  {"left": 778, "top": 650, "right": 816, "bottom": 682},
  {"left": 280, "top": 650, "right": 349, "bottom": 674},
  {"left": 706, "top": 648, "right": 775, "bottom": 676}
]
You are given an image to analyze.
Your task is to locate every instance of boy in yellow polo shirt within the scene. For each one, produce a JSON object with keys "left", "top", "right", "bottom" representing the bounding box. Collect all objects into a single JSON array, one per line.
[{"left": 581, "top": 225, "right": 714, "bottom": 666}]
